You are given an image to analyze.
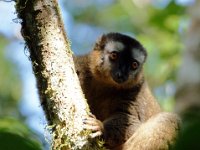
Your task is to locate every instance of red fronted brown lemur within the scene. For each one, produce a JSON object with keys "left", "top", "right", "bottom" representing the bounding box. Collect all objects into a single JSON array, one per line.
[{"left": 73, "top": 33, "right": 180, "bottom": 150}]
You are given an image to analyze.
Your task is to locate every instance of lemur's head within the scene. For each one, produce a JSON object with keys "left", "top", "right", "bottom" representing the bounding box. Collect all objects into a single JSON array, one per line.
[{"left": 90, "top": 32, "right": 147, "bottom": 88}]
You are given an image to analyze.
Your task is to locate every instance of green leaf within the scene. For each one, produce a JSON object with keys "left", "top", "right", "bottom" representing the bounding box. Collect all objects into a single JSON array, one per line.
[{"left": 0, "top": 118, "right": 42, "bottom": 150}]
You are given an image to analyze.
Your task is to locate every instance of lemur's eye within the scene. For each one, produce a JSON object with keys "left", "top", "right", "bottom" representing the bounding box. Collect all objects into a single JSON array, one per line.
[
  {"left": 132, "top": 61, "right": 139, "bottom": 70},
  {"left": 109, "top": 52, "right": 118, "bottom": 60}
]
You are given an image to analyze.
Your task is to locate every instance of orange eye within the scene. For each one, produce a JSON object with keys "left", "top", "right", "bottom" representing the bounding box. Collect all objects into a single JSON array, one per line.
[
  {"left": 110, "top": 52, "right": 118, "bottom": 60},
  {"left": 132, "top": 61, "right": 138, "bottom": 70}
]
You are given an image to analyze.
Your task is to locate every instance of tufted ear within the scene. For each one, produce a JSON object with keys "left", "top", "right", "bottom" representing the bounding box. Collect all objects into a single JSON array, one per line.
[
  {"left": 93, "top": 34, "right": 107, "bottom": 51},
  {"left": 132, "top": 48, "right": 147, "bottom": 65},
  {"left": 141, "top": 46, "right": 147, "bottom": 63},
  {"left": 132, "top": 43, "right": 148, "bottom": 64}
]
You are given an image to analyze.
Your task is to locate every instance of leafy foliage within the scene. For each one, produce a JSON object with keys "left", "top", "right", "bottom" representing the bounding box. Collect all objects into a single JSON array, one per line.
[
  {"left": 173, "top": 109, "right": 200, "bottom": 150},
  {"left": 0, "top": 35, "right": 43, "bottom": 150},
  {"left": 0, "top": 118, "right": 42, "bottom": 150},
  {"left": 0, "top": 36, "right": 22, "bottom": 117}
]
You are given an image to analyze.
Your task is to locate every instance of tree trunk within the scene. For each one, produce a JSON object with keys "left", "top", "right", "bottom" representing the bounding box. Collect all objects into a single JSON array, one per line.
[
  {"left": 15, "top": 0, "right": 103, "bottom": 149},
  {"left": 175, "top": 1, "right": 200, "bottom": 149}
]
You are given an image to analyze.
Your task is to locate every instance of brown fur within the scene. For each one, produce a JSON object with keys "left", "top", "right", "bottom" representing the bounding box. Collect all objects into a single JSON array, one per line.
[{"left": 73, "top": 33, "right": 180, "bottom": 149}]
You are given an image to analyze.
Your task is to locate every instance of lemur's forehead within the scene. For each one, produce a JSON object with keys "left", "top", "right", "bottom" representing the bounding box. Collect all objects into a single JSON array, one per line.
[{"left": 105, "top": 41, "right": 124, "bottom": 52}]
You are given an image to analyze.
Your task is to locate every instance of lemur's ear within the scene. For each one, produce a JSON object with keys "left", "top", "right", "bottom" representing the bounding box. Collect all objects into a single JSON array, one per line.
[{"left": 93, "top": 34, "right": 107, "bottom": 51}]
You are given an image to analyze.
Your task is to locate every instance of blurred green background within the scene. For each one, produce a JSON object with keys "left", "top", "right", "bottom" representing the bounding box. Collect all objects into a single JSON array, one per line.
[{"left": 0, "top": 0, "right": 194, "bottom": 149}]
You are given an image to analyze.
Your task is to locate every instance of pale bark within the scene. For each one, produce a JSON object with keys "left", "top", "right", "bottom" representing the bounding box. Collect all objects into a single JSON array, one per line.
[{"left": 15, "top": 0, "right": 102, "bottom": 149}]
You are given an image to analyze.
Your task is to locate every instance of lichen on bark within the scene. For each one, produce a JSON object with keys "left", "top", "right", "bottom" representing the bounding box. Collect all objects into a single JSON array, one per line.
[{"left": 15, "top": 0, "right": 104, "bottom": 149}]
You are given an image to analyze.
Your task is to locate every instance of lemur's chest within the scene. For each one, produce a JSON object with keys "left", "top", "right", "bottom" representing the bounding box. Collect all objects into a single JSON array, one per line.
[
  {"left": 84, "top": 85, "right": 134, "bottom": 121},
  {"left": 85, "top": 88, "right": 117, "bottom": 121}
]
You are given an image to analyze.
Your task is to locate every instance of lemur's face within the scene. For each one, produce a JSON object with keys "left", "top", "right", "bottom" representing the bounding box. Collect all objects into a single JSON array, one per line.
[{"left": 90, "top": 33, "right": 147, "bottom": 87}]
